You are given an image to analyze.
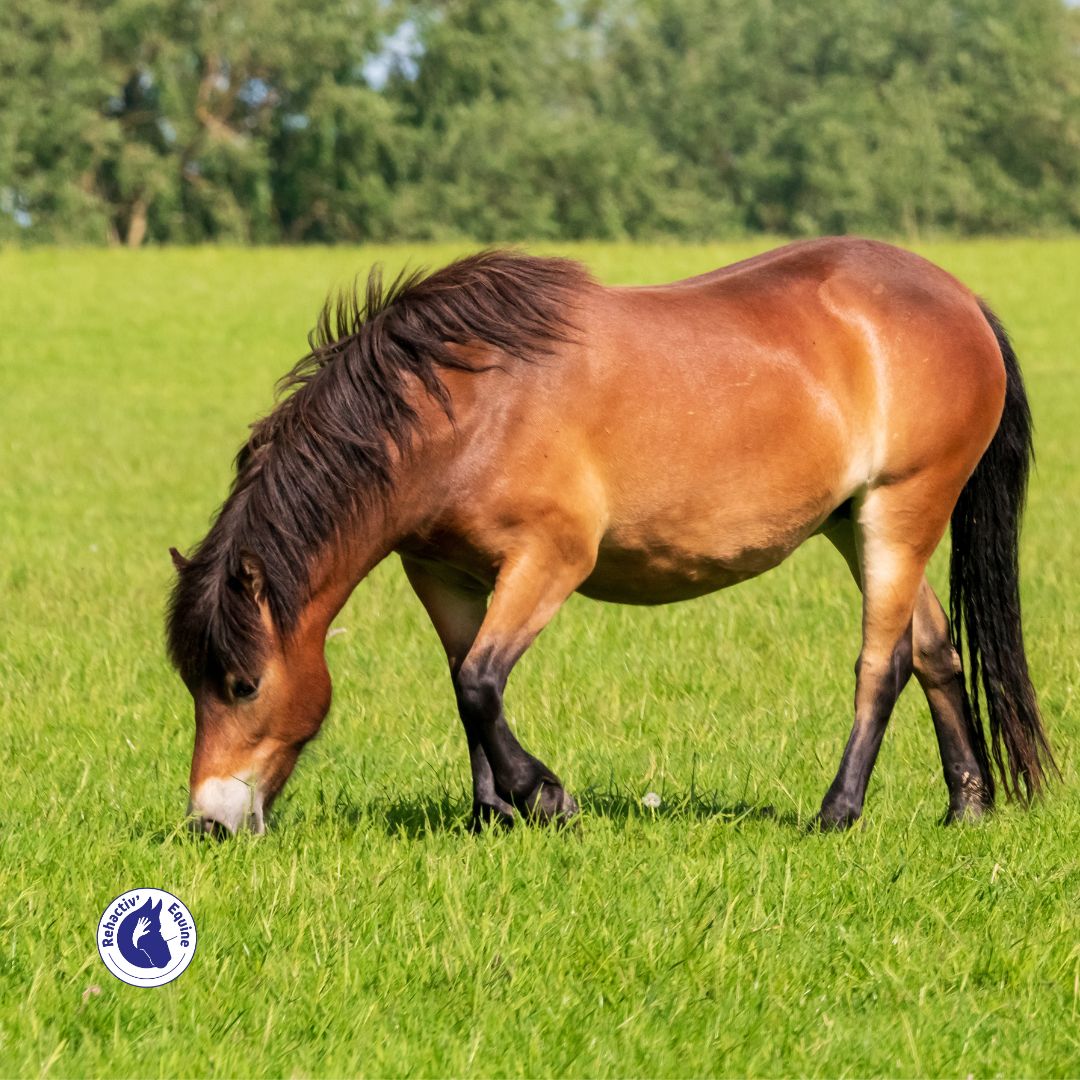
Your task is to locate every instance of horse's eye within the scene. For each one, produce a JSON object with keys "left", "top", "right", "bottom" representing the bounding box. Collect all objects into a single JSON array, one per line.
[{"left": 230, "top": 678, "right": 259, "bottom": 701}]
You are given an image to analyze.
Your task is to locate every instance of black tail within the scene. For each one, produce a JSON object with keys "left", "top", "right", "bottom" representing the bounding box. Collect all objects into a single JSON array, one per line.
[{"left": 949, "top": 302, "right": 1056, "bottom": 803}]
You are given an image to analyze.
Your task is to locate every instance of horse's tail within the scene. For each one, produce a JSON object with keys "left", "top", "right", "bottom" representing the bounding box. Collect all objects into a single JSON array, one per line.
[{"left": 948, "top": 301, "right": 1056, "bottom": 803}]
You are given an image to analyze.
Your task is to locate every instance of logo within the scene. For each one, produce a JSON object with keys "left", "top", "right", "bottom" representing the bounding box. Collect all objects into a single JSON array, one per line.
[{"left": 97, "top": 889, "right": 197, "bottom": 987}]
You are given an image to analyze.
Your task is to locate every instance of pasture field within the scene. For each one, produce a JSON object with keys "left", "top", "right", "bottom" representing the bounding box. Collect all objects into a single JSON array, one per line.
[{"left": 1, "top": 239, "right": 1078, "bottom": 1078}]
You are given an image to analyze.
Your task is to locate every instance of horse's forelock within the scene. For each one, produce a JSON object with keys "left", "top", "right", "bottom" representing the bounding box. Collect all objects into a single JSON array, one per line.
[{"left": 167, "top": 543, "right": 269, "bottom": 687}]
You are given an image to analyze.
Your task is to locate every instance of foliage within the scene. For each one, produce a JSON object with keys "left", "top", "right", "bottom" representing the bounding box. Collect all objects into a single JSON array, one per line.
[
  {"left": 1, "top": 0, "right": 1079, "bottom": 243},
  {"left": 1, "top": 240, "right": 1079, "bottom": 1074}
]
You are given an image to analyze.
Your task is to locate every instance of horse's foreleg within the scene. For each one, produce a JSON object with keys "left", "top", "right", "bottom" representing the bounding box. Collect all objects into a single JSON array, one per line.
[
  {"left": 911, "top": 578, "right": 994, "bottom": 821},
  {"left": 401, "top": 557, "right": 515, "bottom": 829},
  {"left": 453, "top": 544, "right": 595, "bottom": 826}
]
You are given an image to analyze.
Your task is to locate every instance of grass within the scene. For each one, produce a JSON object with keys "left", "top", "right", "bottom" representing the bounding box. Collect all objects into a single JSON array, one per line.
[{"left": 0, "top": 239, "right": 1078, "bottom": 1078}]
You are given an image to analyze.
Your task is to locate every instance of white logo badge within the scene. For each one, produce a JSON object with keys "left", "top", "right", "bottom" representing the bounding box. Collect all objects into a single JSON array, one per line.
[{"left": 97, "top": 888, "right": 197, "bottom": 987}]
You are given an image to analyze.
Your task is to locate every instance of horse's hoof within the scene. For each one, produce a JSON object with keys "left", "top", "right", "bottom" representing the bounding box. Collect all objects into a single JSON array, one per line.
[
  {"left": 523, "top": 780, "right": 578, "bottom": 826},
  {"left": 470, "top": 801, "right": 516, "bottom": 833},
  {"left": 944, "top": 798, "right": 991, "bottom": 825},
  {"left": 812, "top": 801, "right": 861, "bottom": 832}
]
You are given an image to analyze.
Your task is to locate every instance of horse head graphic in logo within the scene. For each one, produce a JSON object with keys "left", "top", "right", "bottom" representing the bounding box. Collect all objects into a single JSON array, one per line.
[{"left": 116, "top": 897, "right": 172, "bottom": 969}]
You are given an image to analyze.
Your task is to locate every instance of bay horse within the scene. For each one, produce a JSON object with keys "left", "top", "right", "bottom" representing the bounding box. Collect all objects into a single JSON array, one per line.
[{"left": 167, "top": 237, "right": 1055, "bottom": 836}]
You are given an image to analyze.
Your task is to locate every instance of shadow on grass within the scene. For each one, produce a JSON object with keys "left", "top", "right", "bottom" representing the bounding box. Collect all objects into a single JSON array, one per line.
[
  {"left": 301, "top": 785, "right": 802, "bottom": 838},
  {"left": 379, "top": 792, "right": 469, "bottom": 838},
  {"left": 158, "top": 785, "right": 802, "bottom": 844},
  {"left": 143, "top": 786, "right": 471, "bottom": 845},
  {"left": 256, "top": 789, "right": 470, "bottom": 840}
]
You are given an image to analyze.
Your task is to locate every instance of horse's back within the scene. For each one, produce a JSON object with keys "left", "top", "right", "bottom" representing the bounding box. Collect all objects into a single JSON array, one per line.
[{"left": 588, "top": 237, "right": 1004, "bottom": 483}]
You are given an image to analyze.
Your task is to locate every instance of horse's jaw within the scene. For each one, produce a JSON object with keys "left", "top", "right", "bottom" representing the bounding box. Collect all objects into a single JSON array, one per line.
[{"left": 188, "top": 774, "right": 266, "bottom": 836}]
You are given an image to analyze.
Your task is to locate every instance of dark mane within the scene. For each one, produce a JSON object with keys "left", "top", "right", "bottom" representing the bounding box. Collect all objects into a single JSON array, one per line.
[{"left": 167, "top": 250, "right": 587, "bottom": 685}]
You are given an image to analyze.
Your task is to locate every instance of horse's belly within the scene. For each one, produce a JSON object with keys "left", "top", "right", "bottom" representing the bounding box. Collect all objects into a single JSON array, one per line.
[
  {"left": 579, "top": 505, "right": 827, "bottom": 605},
  {"left": 577, "top": 556, "right": 759, "bottom": 604}
]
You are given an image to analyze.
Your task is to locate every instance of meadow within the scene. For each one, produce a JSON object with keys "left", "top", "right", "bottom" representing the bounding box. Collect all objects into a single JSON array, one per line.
[{"left": 1, "top": 239, "right": 1078, "bottom": 1078}]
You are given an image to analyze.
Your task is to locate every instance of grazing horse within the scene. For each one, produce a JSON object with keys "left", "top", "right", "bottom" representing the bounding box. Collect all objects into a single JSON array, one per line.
[{"left": 167, "top": 238, "right": 1055, "bottom": 835}]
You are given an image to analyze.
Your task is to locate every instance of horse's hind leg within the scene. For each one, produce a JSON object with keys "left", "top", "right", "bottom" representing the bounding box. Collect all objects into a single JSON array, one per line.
[
  {"left": 912, "top": 579, "right": 994, "bottom": 821},
  {"left": 823, "top": 519, "right": 994, "bottom": 824},
  {"left": 818, "top": 483, "right": 954, "bottom": 828}
]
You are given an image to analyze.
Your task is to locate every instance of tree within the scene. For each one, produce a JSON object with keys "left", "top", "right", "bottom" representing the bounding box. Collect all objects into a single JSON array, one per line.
[{"left": 1, "top": 0, "right": 1078, "bottom": 243}]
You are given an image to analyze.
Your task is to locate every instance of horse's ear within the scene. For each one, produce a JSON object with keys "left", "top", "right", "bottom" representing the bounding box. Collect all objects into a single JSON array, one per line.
[
  {"left": 237, "top": 551, "right": 267, "bottom": 604},
  {"left": 169, "top": 547, "right": 190, "bottom": 572},
  {"left": 153, "top": 899, "right": 162, "bottom": 913}
]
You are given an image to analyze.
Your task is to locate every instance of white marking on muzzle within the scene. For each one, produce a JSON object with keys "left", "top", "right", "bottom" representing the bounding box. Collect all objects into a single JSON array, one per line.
[{"left": 189, "top": 775, "right": 265, "bottom": 835}]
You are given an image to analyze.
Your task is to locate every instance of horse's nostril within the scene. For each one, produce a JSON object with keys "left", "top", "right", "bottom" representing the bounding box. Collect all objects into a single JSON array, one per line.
[{"left": 190, "top": 817, "right": 231, "bottom": 840}]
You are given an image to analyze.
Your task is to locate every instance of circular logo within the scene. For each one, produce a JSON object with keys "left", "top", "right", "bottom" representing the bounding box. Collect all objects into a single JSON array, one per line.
[{"left": 96, "top": 889, "right": 197, "bottom": 987}]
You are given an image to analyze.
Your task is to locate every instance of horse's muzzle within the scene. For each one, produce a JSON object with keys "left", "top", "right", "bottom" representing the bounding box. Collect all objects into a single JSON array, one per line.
[{"left": 188, "top": 775, "right": 265, "bottom": 836}]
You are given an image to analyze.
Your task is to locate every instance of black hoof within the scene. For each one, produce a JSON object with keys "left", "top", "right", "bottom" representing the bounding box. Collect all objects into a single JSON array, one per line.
[
  {"left": 470, "top": 800, "right": 516, "bottom": 833},
  {"left": 813, "top": 800, "right": 862, "bottom": 832},
  {"left": 944, "top": 798, "right": 991, "bottom": 825},
  {"left": 944, "top": 772, "right": 993, "bottom": 825},
  {"left": 522, "top": 780, "right": 579, "bottom": 826}
]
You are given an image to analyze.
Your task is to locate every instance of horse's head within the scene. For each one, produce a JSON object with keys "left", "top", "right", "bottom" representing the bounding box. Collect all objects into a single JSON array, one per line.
[
  {"left": 119, "top": 897, "right": 172, "bottom": 968},
  {"left": 169, "top": 547, "right": 333, "bottom": 836}
]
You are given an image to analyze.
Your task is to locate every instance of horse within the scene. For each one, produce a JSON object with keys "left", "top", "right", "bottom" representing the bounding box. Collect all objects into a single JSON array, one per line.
[{"left": 167, "top": 237, "right": 1056, "bottom": 836}]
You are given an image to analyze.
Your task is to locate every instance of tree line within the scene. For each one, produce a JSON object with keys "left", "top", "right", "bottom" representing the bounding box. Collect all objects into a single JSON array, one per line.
[{"left": 2, "top": 0, "right": 1079, "bottom": 245}]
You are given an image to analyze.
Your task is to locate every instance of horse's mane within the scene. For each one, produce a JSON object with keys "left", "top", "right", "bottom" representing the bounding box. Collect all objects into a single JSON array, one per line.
[{"left": 167, "top": 250, "right": 587, "bottom": 685}]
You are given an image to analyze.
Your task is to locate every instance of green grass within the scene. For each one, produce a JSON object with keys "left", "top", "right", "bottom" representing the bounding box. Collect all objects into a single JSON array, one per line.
[{"left": 1, "top": 239, "right": 1078, "bottom": 1078}]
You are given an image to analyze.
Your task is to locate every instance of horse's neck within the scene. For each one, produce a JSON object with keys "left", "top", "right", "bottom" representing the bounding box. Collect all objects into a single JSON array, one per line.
[
  {"left": 297, "top": 539, "right": 384, "bottom": 646},
  {"left": 294, "top": 425, "right": 454, "bottom": 643},
  {"left": 298, "top": 491, "right": 421, "bottom": 643}
]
